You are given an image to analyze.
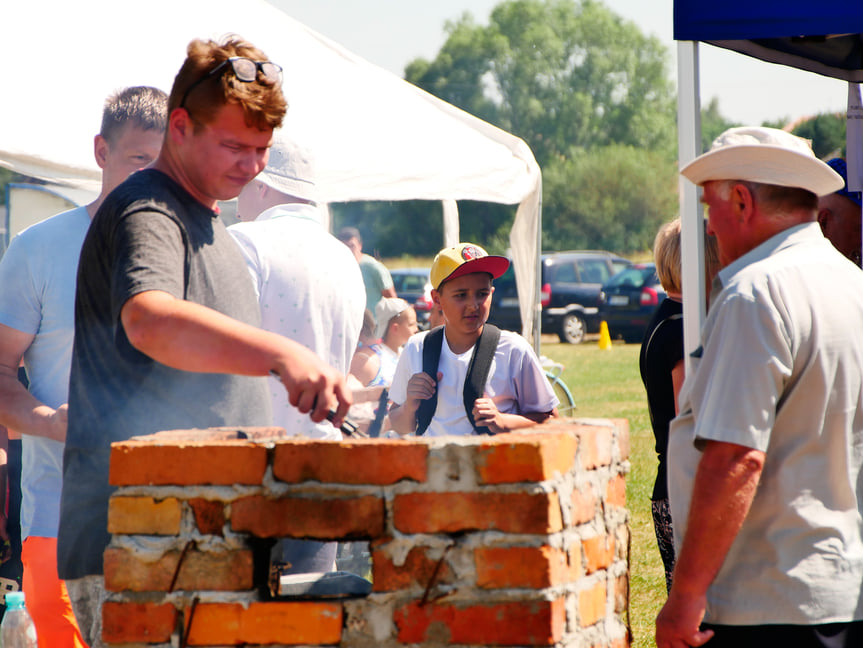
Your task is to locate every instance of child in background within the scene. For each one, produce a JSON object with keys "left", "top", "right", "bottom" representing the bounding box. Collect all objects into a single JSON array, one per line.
[
  {"left": 350, "top": 298, "right": 418, "bottom": 387},
  {"left": 388, "top": 242, "right": 558, "bottom": 436}
]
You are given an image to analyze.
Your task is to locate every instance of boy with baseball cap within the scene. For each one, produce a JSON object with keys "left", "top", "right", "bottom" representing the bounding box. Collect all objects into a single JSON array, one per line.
[{"left": 388, "top": 242, "right": 558, "bottom": 436}]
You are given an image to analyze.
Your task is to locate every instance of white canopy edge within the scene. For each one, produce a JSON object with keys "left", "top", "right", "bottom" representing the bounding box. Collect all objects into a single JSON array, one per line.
[{"left": 0, "top": 0, "right": 542, "bottom": 346}]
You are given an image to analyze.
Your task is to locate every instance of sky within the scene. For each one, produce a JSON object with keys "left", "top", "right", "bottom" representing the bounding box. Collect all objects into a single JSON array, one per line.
[{"left": 268, "top": 0, "right": 849, "bottom": 127}]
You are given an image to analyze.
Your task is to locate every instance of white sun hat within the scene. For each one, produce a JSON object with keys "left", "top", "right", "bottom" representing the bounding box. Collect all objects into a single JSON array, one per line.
[
  {"left": 680, "top": 126, "right": 844, "bottom": 197},
  {"left": 255, "top": 131, "right": 318, "bottom": 203}
]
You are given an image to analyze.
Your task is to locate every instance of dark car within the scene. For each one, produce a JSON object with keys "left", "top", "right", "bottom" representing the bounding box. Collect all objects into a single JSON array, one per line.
[
  {"left": 487, "top": 251, "right": 631, "bottom": 344},
  {"left": 390, "top": 267, "right": 433, "bottom": 330},
  {"left": 598, "top": 263, "right": 667, "bottom": 343}
]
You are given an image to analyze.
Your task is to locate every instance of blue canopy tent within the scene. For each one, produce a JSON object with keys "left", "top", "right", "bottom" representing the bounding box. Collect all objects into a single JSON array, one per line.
[{"left": 673, "top": 0, "right": 863, "bottom": 360}]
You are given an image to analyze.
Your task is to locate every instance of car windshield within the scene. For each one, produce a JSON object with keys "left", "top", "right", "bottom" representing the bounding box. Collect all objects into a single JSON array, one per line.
[
  {"left": 605, "top": 266, "right": 655, "bottom": 288},
  {"left": 392, "top": 271, "right": 429, "bottom": 293}
]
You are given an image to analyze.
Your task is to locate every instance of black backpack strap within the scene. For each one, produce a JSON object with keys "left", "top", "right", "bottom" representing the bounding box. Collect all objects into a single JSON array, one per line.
[
  {"left": 463, "top": 324, "right": 501, "bottom": 435},
  {"left": 415, "top": 326, "right": 444, "bottom": 435},
  {"left": 367, "top": 387, "right": 389, "bottom": 438}
]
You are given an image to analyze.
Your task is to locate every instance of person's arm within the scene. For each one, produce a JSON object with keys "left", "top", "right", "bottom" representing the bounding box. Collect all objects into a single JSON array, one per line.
[
  {"left": 655, "top": 440, "right": 765, "bottom": 648},
  {"left": 671, "top": 359, "right": 685, "bottom": 415},
  {"left": 349, "top": 348, "right": 380, "bottom": 387},
  {"left": 387, "top": 371, "right": 440, "bottom": 435},
  {"left": 472, "top": 398, "right": 556, "bottom": 434},
  {"left": 0, "top": 323, "right": 66, "bottom": 442},
  {"left": 381, "top": 286, "right": 397, "bottom": 299},
  {"left": 120, "top": 290, "right": 351, "bottom": 424},
  {"left": 0, "top": 424, "right": 9, "bottom": 548}
]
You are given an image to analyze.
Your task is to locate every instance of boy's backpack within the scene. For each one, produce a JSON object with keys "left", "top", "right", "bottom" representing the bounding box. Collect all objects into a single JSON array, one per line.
[{"left": 415, "top": 324, "right": 501, "bottom": 435}]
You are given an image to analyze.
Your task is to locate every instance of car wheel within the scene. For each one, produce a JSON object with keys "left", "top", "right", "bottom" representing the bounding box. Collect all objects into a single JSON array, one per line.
[{"left": 558, "top": 313, "right": 586, "bottom": 344}]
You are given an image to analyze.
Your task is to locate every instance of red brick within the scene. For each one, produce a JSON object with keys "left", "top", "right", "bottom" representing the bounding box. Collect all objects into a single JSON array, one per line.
[
  {"left": 273, "top": 438, "right": 428, "bottom": 485},
  {"left": 109, "top": 441, "right": 267, "bottom": 486},
  {"left": 614, "top": 574, "right": 629, "bottom": 613},
  {"left": 579, "top": 581, "right": 607, "bottom": 627},
  {"left": 231, "top": 494, "right": 384, "bottom": 539},
  {"left": 568, "top": 546, "right": 583, "bottom": 580},
  {"left": 475, "top": 546, "right": 570, "bottom": 589},
  {"left": 614, "top": 419, "right": 631, "bottom": 461},
  {"left": 394, "top": 598, "right": 565, "bottom": 645},
  {"left": 372, "top": 545, "right": 454, "bottom": 592},
  {"left": 615, "top": 525, "right": 630, "bottom": 560},
  {"left": 185, "top": 601, "right": 342, "bottom": 645},
  {"left": 606, "top": 474, "right": 626, "bottom": 508},
  {"left": 190, "top": 498, "right": 226, "bottom": 536},
  {"left": 393, "top": 491, "right": 562, "bottom": 534},
  {"left": 571, "top": 484, "right": 597, "bottom": 525},
  {"left": 578, "top": 427, "right": 613, "bottom": 469},
  {"left": 583, "top": 535, "right": 615, "bottom": 574},
  {"left": 476, "top": 432, "right": 577, "bottom": 484},
  {"left": 107, "top": 496, "right": 181, "bottom": 535},
  {"left": 102, "top": 601, "right": 176, "bottom": 643},
  {"left": 104, "top": 546, "right": 253, "bottom": 592}
]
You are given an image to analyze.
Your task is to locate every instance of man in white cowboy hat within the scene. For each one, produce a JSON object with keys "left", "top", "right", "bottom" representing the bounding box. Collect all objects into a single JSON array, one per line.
[{"left": 656, "top": 127, "right": 863, "bottom": 648}]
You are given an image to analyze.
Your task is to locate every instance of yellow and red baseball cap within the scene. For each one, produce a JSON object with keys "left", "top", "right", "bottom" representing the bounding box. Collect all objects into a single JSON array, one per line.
[{"left": 430, "top": 243, "right": 509, "bottom": 290}]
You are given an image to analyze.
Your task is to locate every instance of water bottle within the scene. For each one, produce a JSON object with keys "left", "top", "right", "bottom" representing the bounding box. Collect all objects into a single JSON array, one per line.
[{"left": 1, "top": 592, "right": 37, "bottom": 648}]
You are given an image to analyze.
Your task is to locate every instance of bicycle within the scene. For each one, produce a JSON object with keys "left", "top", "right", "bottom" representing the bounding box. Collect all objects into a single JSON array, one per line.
[{"left": 541, "top": 356, "right": 577, "bottom": 417}]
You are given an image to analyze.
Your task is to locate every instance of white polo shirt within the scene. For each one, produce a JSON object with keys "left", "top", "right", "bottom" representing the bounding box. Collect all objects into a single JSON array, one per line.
[{"left": 668, "top": 222, "right": 863, "bottom": 625}]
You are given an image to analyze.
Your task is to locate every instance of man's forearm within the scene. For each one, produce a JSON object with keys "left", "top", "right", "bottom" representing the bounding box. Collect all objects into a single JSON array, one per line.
[
  {"left": 0, "top": 374, "right": 65, "bottom": 441},
  {"left": 122, "top": 290, "right": 305, "bottom": 376},
  {"left": 672, "top": 440, "right": 765, "bottom": 596},
  {"left": 121, "top": 290, "right": 351, "bottom": 424}
]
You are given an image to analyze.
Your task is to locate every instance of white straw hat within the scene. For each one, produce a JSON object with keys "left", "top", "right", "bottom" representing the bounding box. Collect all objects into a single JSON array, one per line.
[
  {"left": 681, "top": 126, "right": 844, "bottom": 197},
  {"left": 255, "top": 131, "right": 318, "bottom": 202}
]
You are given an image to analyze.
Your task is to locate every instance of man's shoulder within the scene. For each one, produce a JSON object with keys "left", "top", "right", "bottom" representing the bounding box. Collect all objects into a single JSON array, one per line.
[
  {"left": 360, "top": 254, "right": 389, "bottom": 273},
  {"left": 497, "top": 328, "right": 533, "bottom": 351},
  {"left": 10, "top": 205, "right": 89, "bottom": 244},
  {"left": 102, "top": 169, "right": 196, "bottom": 223}
]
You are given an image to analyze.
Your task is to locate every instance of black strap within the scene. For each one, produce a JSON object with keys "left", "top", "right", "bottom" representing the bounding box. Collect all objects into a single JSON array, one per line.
[
  {"left": 415, "top": 324, "right": 501, "bottom": 435},
  {"left": 367, "top": 388, "right": 389, "bottom": 438},
  {"left": 464, "top": 324, "right": 500, "bottom": 434},
  {"left": 415, "top": 326, "right": 444, "bottom": 435}
]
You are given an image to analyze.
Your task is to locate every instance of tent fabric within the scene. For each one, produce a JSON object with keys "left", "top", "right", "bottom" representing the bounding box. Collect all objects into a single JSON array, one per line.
[
  {"left": 0, "top": 0, "right": 541, "bottom": 341},
  {"left": 674, "top": 1, "right": 863, "bottom": 82}
]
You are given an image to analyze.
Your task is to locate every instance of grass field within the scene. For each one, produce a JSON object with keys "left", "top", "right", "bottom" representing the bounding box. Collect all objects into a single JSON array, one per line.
[{"left": 540, "top": 338, "right": 664, "bottom": 648}]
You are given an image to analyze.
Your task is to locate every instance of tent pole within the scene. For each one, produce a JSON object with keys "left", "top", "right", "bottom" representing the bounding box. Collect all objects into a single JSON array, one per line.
[
  {"left": 676, "top": 40, "right": 705, "bottom": 374},
  {"left": 533, "top": 183, "right": 543, "bottom": 354}
]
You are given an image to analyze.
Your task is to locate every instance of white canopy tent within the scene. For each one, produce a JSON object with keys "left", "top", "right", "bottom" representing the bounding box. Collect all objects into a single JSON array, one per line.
[{"left": 0, "top": 0, "right": 542, "bottom": 346}]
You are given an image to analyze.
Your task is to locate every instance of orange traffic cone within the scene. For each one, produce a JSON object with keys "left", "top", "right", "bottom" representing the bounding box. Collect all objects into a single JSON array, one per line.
[{"left": 598, "top": 321, "right": 612, "bottom": 350}]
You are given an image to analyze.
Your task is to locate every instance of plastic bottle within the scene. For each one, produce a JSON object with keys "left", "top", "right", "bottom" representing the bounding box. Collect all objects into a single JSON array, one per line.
[{"left": 1, "top": 592, "right": 38, "bottom": 648}]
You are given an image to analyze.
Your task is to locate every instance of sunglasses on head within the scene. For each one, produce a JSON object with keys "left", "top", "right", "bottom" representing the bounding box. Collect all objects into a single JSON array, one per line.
[{"left": 180, "top": 56, "right": 283, "bottom": 109}]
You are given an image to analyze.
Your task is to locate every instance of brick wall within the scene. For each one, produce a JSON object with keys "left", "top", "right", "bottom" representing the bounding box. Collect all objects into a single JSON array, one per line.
[{"left": 103, "top": 419, "right": 630, "bottom": 647}]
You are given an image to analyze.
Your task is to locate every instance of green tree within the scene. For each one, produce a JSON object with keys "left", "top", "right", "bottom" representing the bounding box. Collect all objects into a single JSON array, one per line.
[
  {"left": 792, "top": 112, "right": 846, "bottom": 159},
  {"left": 542, "top": 145, "right": 678, "bottom": 254},
  {"left": 700, "top": 97, "right": 739, "bottom": 152},
  {"left": 406, "top": 0, "right": 677, "bottom": 167}
]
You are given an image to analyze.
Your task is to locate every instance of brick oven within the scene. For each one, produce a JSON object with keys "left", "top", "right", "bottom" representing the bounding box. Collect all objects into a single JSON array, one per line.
[{"left": 102, "top": 418, "right": 630, "bottom": 647}]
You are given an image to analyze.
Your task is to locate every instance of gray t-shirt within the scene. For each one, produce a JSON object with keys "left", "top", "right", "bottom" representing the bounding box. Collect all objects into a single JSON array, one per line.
[{"left": 58, "top": 169, "right": 271, "bottom": 579}]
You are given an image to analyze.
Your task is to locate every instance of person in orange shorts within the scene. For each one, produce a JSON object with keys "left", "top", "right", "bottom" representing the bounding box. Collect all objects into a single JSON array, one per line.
[{"left": 0, "top": 86, "right": 168, "bottom": 647}]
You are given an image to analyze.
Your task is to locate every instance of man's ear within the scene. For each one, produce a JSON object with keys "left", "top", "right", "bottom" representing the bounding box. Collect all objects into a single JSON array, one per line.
[
  {"left": 431, "top": 289, "right": 441, "bottom": 306},
  {"left": 168, "top": 108, "right": 192, "bottom": 144},
  {"left": 93, "top": 134, "right": 109, "bottom": 170},
  {"left": 731, "top": 183, "right": 755, "bottom": 222},
  {"left": 816, "top": 207, "right": 830, "bottom": 231}
]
